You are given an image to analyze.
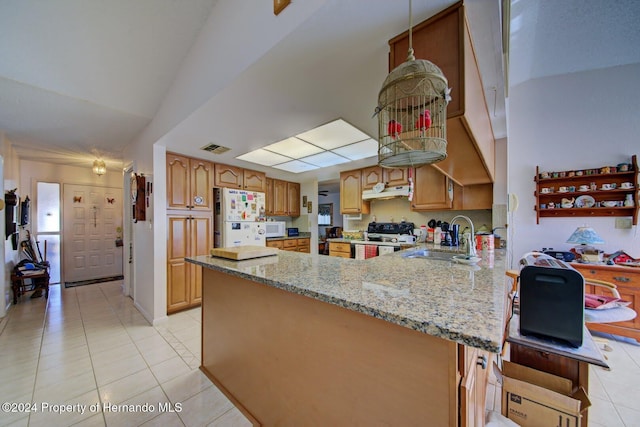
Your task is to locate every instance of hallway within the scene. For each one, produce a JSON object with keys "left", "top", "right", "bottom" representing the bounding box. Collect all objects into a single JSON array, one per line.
[{"left": 0, "top": 281, "right": 250, "bottom": 426}]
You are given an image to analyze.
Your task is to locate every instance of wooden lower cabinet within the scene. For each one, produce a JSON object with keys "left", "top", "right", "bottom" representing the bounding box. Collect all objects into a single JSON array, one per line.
[
  {"left": 460, "top": 345, "right": 492, "bottom": 427},
  {"left": 201, "top": 268, "right": 494, "bottom": 425},
  {"left": 573, "top": 263, "right": 640, "bottom": 342},
  {"left": 266, "top": 237, "right": 310, "bottom": 253},
  {"left": 167, "top": 213, "right": 211, "bottom": 313},
  {"left": 329, "top": 241, "right": 352, "bottom": 258}
]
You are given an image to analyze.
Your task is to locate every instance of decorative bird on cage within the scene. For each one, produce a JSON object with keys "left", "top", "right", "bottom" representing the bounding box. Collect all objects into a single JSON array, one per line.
[
  {"left": 387, "top": 120, "right": 402, "bottom": 139},
  {"left": 415, "top": 109, "right": 432, "bottom": 134}
]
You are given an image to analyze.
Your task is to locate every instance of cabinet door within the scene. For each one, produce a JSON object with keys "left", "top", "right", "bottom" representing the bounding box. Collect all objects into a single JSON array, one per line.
[
  {"left": 214, "top": 163, "right": 243, "bottom": 189},
  {"left": 273, "top": 180, "right": 288, "bottom": 216},
  {"left": 341, "top": 170, "right": 369, "bottom": 214},
  {"left": 361, "top": 166, "right": 383, "bottom": 190},
  {"left": 167, "top": 216, "right": 191, "bottom": 313},
  {"left": 190, "top": 159, "right": 213, "bottom": 211},
  {"left": 265, "top": 178, "right": 274, "bottom": 215},
  {"left": 167, "top": 153, "right": 190, "bottom": 210},
  {"left": 287, "top": 182, "right": 300, "bottom": 216},
  {"left": 383, "top": 167, "right": 410, "bottom": 186},
  {"left": 244, "top": 169, "right": 267, "bottom": 192},
  {"left": 266, "top": 239, "right": 284, "bottom": 249},
  {"left": 411, "top": 165, "right": 453, "bottom": 210},
  {"left": 189, "top": 214, "right": 211, "bottom": 305}
]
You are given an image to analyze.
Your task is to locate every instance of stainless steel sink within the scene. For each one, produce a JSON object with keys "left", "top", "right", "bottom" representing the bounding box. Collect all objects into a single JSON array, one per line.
[{"left": 400, "top": 249, "right": 457, "bottom": 261}]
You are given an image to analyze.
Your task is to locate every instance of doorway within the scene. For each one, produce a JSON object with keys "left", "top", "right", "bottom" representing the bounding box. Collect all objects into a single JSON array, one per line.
[
  {"left": 62, "top": 184, "right": 123, "bottom": 285},
  {"left": 35, "top": 182, "right": 61, "bottom": 284}
]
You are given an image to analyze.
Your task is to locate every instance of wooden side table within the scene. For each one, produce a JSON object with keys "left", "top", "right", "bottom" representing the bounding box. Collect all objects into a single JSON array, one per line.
[{"left": 11, "top": 270, "right": 50, "bottom": 304}]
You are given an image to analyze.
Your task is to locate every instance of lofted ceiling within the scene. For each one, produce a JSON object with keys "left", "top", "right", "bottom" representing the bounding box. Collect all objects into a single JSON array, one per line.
[{"left": 1, "top": 0, "right": 639, "bottom": 184}]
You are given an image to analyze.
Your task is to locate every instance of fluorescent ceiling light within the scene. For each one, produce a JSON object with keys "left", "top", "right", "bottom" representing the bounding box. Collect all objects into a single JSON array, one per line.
[
  {"left": 297, "top": 119, "right": 370, "bottom": 150},
  {"left": 264, "top": 137, "right": 323, "bottom": 158},
  {"left": 301, "top": 151, "right": 351, "bottom": 167},
  {"left": 237, "top": 149, "right": 291, "bottom": 166},
  {"left": 271, "top": 160, "right": 320, "bottom": 173},
  {"left": 332, "top": 138, "right": 378, "bottom": 160},
  {"left": 235, "top": 118, "right": 375, "bottom": 173}
]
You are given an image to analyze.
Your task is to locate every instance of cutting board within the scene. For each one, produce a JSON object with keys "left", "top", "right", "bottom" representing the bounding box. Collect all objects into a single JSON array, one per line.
[{"left": 210, "top": 246, "right": 279, "bottom": 260}]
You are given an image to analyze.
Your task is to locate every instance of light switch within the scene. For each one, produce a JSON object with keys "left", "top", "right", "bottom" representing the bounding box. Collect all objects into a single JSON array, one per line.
[{"left": 615, "top": 218, "right": 632, "bottom": 229}]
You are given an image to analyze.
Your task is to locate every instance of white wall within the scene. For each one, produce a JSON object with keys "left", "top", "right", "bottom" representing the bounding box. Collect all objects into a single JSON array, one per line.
[
  {"left": 509, "top": 63, "right": 640, "bottom": 266},
  {"left": 124, "top": 1, "right": 329, "bottom": 323},
  {"left": 1, "top": 136, "right": 20, "bottom": 316}
]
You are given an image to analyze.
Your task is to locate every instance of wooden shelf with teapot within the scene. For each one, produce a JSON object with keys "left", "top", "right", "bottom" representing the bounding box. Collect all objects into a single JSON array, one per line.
[{"left": 534, "top": 155, "right": 638, "bottom": 225}]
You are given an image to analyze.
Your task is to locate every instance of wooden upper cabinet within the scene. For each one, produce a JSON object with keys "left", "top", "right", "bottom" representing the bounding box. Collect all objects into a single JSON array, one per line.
[
  {"left": 214, "top": 163, "right": 243, "bottom": 189},
  {"left": 190, "top": 159, "right": 213, "bottom": 210},
  {"left": 383, "top": 167, "right": 410, "bottom": 187},
  {"left": 362, "top": 166, "right": 383, "bottom": 190},
  {"left": 243, "top": 169, "right": 266, "bottom": 192},
  {"left": 167, "top": 153, "right": 190, "bottom": 210},
  {"left": 272, "top": 179, "right": 288, "bottom": 216},
  {"left": 340, "top": 169, "right": 370, "bottom": 214},
  {"left": 167, "top": 152, "right": 212, "bottom": 211},
  {"left": 411, "top": 165, "right": 452, "bottom": 211},
  {"left": 287, "top": 182, "right": 300, "bottom": 217},
  {"left": 389, "top": 2, "right": 495, "bottom": 186},
  {"left": 452, "top": 183, "right": 493, "bottom": 210},
  {"left": 265, "top": 178, "right": 274, "bottom": 215}
]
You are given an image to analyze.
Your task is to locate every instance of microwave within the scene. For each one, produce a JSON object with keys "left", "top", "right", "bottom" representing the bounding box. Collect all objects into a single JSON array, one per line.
[{"left": 265, "top": 221, "right": 286, "bottom": 238}]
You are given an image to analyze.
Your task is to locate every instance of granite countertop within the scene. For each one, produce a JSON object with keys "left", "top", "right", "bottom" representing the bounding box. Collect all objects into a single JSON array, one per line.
[
  {"left": 266, "top": 232, "right": 311, "bottom": 241},
  {"left": 187, "top": 244, "right": 508, "bottom": 353}
]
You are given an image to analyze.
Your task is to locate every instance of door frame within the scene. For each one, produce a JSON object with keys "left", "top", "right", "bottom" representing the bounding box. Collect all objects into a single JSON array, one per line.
[{"left": 123, "top": 164, "right": 134, "bottom": 298}]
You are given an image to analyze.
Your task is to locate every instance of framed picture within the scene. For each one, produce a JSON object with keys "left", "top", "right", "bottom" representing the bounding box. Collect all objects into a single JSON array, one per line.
[
  {"left": 303, "top": 195, "right": 307, "bottom": 207},
  {"left": 274, "top": 0, "right": 291, "bottom": 15},
  {"left": 307, "top": 201, "right": 312, "bottom": 213}
]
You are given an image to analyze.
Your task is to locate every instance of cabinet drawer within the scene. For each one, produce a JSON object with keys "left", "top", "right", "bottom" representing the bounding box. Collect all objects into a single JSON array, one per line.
[
  {"left": 329, "top": 242, "right": 351, "bottom": 253},
  {"left": 578, "top": 268, "right": 637, "bottom": 286},
  {"left": 297, "top": 246, "right": 310, "bottom": 253},
  {"left": 297, "top": 238, "right": 310, "bottom": 246},
  {"left": 283, "top": 239, "right": 297, "bottom": 248},
  {"left": 331, "top": 252, "right": 352, "bottom": 258},
  {"left": 283, "top": 247, "right": 298, "bottom": 251},
  {"left": 266, "top": 240, "right": 283, "bottom": 249}
]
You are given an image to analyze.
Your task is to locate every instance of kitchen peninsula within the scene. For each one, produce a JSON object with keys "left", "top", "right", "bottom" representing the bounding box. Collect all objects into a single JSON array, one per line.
[{"left": 187, "top": 246, "right": 508, "bottom": 425}]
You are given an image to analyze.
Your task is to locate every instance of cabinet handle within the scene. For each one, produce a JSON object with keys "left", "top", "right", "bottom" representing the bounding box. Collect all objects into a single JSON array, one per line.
[
  {"left": 477, "top": 355, "right": 487, "bottom": 369},
  {"left": 613, "top": 276, "right": 631, "bottom": 283},
  {"left": 590, "top": 270, "right": 596, "bottom": 274}
]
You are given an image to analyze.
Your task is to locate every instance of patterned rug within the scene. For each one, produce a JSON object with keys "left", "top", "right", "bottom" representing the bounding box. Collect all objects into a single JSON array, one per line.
[{"left": 64, "top": 275, "right": 124, "bottom": 288}]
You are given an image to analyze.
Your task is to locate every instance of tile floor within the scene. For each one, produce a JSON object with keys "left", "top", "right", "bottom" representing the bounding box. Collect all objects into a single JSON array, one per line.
[
  {"left": 0, "top": 281, "right": 251, "bottom": 427},
  {"left": 1, "top": 280, "right": 640, "bottom": 426}
]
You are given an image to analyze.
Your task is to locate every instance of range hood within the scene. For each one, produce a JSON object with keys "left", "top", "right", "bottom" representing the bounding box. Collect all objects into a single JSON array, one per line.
[{"left": 362, "top": 185, "right": 411, "bottom": 200}]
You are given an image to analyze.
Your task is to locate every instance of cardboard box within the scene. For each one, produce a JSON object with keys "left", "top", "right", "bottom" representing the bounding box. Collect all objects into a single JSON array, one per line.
[{"left": 500, "top": 361, "right": 590, "bottom": 427}]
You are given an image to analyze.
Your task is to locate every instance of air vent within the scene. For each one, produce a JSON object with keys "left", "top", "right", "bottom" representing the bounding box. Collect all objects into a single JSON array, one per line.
[{"left": 201, "top": 143, "right": 231, "bottom": 154}]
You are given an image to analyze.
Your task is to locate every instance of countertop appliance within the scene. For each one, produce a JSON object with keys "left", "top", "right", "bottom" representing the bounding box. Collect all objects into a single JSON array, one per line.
[
  {"left": 214, "top": 188, "right": 266, "bottom": 248},
  {"left": 287, "top": 227, "right": 299, "bottom": 237},
  {"left": 264, "top": 221, "right": 286, "bottom": 238},
  {"left": 366, "top": 222, "right": 415, "bottom": 243},
  {"left": 518, "top": 253, "right": 584, "bottom": 347}
]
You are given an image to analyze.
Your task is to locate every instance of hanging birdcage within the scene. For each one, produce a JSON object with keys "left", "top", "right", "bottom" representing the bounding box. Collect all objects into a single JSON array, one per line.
[
  {"left": 377, "top": 54, "right": 449, "bottom": 168},
  {"left": 375, "top": 0, "right": 450, "bottom": 168}
]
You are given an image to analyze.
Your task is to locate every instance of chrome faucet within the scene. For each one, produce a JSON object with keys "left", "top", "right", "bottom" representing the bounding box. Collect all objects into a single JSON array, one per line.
[{"left": 450, "top": 215, "right": 477, "bottom": 258}]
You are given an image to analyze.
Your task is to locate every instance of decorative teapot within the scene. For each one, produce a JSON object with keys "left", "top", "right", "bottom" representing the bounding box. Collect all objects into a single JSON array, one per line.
[{"left": 561, "top": 197, "right": 575, "bottom": 208}]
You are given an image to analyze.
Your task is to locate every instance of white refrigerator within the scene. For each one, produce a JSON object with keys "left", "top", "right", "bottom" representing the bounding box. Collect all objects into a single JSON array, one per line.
[{"left": 214, "top": 188, "right": 267, "bottom": 247}]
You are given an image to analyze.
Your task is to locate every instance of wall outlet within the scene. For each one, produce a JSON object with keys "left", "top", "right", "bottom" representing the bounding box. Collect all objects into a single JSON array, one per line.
[{"left": 615, "top": 218, "right": 632, "bottom": 229}]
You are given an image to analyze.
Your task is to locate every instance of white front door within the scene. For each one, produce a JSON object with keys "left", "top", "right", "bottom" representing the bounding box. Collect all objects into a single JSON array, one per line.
[{"left": 63, "top": 184, "right": 123, "bottom": 284}]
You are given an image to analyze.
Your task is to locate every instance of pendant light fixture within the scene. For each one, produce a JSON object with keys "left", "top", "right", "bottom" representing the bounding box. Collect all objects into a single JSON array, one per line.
[{"left": 375, "top": 0, "right": 451, "bottom": 168}]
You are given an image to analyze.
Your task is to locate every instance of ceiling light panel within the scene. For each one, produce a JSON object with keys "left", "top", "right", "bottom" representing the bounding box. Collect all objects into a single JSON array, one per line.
[
  {"left": 301, "top": 151, "right": 351, "bottom": 167},
  {"left": 296, "top": 119, "right": 370, "bottom": 150},
  {"left": 332, "top": 138, "right": 378, "bottom": 160},
  {"left": 237, "top": 149, "right": 291, "bottom": 166},
  {"left": 271, "top": 160, "right": 320, "bottom": 173},
  {"left": 263, "top": 137, "right": 323, "bottom": 158}
]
